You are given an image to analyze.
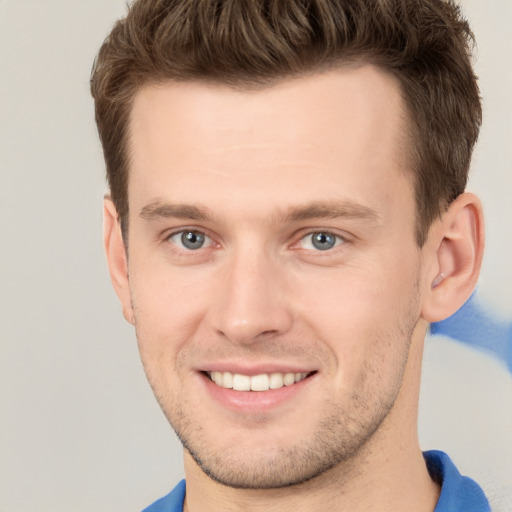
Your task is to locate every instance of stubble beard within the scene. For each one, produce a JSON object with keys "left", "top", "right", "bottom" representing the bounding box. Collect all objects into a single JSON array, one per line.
[
  {"left": 177, "top": 394, "right": 396, "bottom": 489},
  {"left": 139, "top": 323, "right": 417, "bottom": 490},
  {"left": 135, "top": 279, "right": 421, "bottom": 490}
]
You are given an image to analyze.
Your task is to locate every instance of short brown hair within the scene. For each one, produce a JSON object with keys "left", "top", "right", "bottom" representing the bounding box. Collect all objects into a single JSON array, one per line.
[{"left": 91, "top": 0, "right": 481, "bottom": 245}]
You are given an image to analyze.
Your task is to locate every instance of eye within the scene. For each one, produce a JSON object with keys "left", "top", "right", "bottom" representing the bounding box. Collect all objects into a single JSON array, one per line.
[
  {"left": 168, "top": 230, "right": 212, "bottom": 250},
  {"left": 299, "top": 231, "right": 344, "bottom": 251}
]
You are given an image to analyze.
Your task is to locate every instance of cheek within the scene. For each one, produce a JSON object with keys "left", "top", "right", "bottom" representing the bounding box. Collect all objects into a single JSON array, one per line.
[
  {"left": 297, "top": 269, "right": 410, "bottom": 329},
  {"left": 129, "top": 263, "right": 210, "bottom": 365},
  {"left": 294, "top": 258, "right": 420, "bottom": 372}
]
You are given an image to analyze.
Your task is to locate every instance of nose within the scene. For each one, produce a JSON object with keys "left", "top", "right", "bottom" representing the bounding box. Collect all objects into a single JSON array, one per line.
[{"left": 208, "top": 246, "right": 293, "bottom": 345}]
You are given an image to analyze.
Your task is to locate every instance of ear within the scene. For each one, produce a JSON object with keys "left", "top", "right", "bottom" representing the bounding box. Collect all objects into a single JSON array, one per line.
[
  {"left": 421, "top": 192, "right": 484, "bottom": 323},
  {"left": 103, "top": 196, "right": 135, "bottom": 325}
]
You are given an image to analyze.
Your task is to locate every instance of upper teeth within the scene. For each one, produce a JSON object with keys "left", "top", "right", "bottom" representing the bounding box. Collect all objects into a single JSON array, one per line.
[{"left": 208, "top": 371, "right": 309, "bottom": 391}]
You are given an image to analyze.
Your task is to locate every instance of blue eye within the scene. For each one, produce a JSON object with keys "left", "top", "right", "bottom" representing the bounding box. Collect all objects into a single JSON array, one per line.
[
  {"left": 169, "top": 230, "right": 210, "bottom": 250},
  {"left": 300, "top": 232, "right": 343, "bottom": 251}
]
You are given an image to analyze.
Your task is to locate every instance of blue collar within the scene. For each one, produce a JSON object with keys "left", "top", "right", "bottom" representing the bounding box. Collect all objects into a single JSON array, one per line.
[{"left": 424, "top": 450, "right": 489, "bottom": 512}]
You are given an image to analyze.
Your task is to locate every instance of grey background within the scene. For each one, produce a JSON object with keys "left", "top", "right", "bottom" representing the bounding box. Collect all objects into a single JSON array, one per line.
[{"left": 1, "top": 1, "right": 511, "bottom": 511}]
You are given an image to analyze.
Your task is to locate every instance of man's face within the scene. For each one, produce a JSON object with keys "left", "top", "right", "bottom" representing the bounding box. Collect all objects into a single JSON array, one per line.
[{"left": 122, "top": 66, "right": 428, "bottom": 488}]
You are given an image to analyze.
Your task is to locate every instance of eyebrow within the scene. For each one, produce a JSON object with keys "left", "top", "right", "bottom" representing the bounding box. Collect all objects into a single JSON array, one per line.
[
  {"left": 279, "top": 201, "right": 380, "bottom": 223},
  {"left": 140, "top": 201, "right": 211, "bottom": 221},
  {"left": 139, "top": 199, "right": 380, "bottom": 224}
]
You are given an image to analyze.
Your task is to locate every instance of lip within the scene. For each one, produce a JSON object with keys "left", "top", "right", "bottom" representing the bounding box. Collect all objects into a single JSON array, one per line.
[
  {"left": 198, "top": 361, "right": 316, "bottom": 376},
  {"left": 198, "top": 368, "right": 317, "bottom": 413}
]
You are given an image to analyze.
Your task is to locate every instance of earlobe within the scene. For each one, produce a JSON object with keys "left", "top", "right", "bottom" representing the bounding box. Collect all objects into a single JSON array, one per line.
[
  {"left": 421, "top": 192, "right": 484, "bottom": 323},
  {"left": 103, "top": 196, "right": 135, "bottom": 325}
]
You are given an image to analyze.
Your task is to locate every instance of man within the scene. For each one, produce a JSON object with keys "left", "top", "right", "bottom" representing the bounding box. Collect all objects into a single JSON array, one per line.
[{"left": 91, "top": 0, "right": 489, "bottom": 510}]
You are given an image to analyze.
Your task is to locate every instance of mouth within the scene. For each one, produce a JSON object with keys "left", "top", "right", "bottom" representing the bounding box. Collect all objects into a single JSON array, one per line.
[{"left": 205, "top": 371, "right": 314, "bottom": 392}]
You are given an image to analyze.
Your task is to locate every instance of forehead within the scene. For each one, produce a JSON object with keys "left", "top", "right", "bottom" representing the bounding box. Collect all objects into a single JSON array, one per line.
[{"left": 127, "top": 66, "right": 413, "bottom": 221}]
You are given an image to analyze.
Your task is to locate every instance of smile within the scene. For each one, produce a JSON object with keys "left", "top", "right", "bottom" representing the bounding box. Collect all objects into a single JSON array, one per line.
[{"left": 206, "top": 371, "right": 311, "bottom": 391}]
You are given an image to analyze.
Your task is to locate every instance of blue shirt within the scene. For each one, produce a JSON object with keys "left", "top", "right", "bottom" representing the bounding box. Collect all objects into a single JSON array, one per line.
[
  {"left": 142, "top": 451, "right": 489, "bottom": 512},
  {"left": 423, "top": 450, "right": 490, "bottom": 512}
]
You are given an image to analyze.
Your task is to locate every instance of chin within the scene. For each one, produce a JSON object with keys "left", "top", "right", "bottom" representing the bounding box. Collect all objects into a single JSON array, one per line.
[{"left": 175, "top": 403, "right": 389, "bottom": 490}]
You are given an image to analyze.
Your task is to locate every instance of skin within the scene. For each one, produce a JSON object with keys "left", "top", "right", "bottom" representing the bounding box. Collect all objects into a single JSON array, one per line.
[{"left": 104, "top": 65, "right": 484, "bottom": 511}]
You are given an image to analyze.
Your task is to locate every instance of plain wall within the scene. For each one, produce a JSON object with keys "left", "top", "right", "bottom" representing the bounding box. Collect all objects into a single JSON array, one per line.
[{"left": 1, "top": 1, "right": 510, "bottom": 511}]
